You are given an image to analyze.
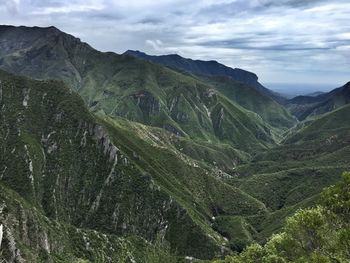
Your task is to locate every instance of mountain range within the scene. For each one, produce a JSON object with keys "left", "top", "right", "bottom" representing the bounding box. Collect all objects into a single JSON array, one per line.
[
  {"left": 0, "top": 25, "right": 349, "bottom": 262},
  {"left": 125, "top": 50, "right": 286, "bottom": 104}
]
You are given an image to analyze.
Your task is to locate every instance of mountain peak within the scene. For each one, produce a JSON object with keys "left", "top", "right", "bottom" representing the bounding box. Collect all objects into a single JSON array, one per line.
[{"left": 125, "top": 50, "right": 146, "bottom": 55}]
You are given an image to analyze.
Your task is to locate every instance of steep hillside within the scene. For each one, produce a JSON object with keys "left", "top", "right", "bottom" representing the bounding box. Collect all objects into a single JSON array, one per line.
[
  {"left": 0, "top": 25, "right": 288, "bottom": 151},
  {"left": 0, "top": 69, "right": 179, "bottom": 261},
  {"left": 125, "top": 50, "right": 286, "bottom": 104},
  {"left": 200, "top": 75, "right": 295, "bottom": 133},
  {"left": 0, "top": 70, "right": 276, "bottom": 261},
  {"left": 286, "top": 81, "right": 350, "bottom": 120}
]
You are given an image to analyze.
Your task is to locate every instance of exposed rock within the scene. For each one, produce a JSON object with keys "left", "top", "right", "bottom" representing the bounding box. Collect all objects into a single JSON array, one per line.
[
  {"left": 22, "top": 88, "right": 30, "bottom": 107},
  {"left": 0, "top": 224, "right": 3, "bottom": 249},
  {"left": 133, "top": 91, "right": 160, "bottom": 116}
]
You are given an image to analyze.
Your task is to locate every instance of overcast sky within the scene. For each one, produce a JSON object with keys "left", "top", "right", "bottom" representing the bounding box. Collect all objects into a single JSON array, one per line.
[{"left": 0, "top": 0, "right": 349, "bottom": 89}]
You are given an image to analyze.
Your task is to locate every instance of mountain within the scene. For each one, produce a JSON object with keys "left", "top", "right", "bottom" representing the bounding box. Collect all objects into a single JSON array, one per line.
[
  {"left": 0, "top": 69, "right": 274, "bottom": 261},
  {"left": 1, "top": 24, "right": 349, "bottom": 262},
  {"left": 125, "top": 50, "right": 286, "bottom": 104},
  {"left": 286, "top": 81, "right": 350, "bottom": 120},
  {"left": 0, "top": 25, "right": 296, "bottom": 151},
  {"left": 125, "top": 50, "right": 260, "bottom": 88}
]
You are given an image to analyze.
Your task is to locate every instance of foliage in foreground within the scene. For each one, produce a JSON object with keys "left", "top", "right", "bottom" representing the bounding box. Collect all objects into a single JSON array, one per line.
[{"left": 214, "top": 172, "right": 350, "bottom": 263}]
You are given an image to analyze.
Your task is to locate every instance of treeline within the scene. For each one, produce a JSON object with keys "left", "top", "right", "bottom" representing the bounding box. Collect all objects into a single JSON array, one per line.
[{"left": 214, "top": 172, "right": 350, "bottom": 263}]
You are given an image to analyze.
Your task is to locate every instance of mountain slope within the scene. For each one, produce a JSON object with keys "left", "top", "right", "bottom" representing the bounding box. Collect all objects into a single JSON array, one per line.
[
  {"left": 0, "top": 25, "right": 285, "bottom": 151},
  {"left": 286, "top": 81, "right": 350, "bottom": 120},
  {"left": 200, "top": 75, "right": 295, "bottom": 132},
  {"left": 0, "top": 69, "right": 276, "bottom": 261},
  {"left": 125, "top": 50, "right": 286, "bottom": 104}
]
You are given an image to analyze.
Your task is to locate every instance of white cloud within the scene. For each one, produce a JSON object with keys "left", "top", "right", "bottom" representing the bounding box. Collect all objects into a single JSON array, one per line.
[
  {"left": 31, "top": 3, "right": 104, "bottom": 15},
  {"left": 145, "top": 39, "right": 164, "bottom": 52}
]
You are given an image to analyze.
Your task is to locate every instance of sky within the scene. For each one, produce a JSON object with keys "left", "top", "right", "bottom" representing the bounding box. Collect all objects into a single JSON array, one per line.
[{"left": 0, "top": 0, "right": 349, "bottom": 92}]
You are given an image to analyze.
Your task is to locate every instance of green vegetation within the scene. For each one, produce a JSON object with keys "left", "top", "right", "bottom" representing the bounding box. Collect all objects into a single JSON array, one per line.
[
  {"left": 213, "top": 172, "right": 350, "bottom": 263},
  {"left": 0, "top": 25, "right": 350, "bottom": 262},
  {"left": 0, "top": 69, "right": 267, "bottom": 261}
]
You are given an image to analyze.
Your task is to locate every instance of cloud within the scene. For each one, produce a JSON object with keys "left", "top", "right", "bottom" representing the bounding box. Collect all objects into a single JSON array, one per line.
[
  {"left": 29, "top": 0, "right": 105, "bottom": 15},
  {"left": 145, "top": 39, "right": 164, "bottom": 52},
  {"left": 0, "top": 0, "right": 20, "bottom": 13}
]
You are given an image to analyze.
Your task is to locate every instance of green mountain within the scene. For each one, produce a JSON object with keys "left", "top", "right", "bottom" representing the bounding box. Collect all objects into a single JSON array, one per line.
[
  {"left": 0, "top": 69, "right": 275, "bottom": 261},
  {"left": 285, "top": 81, "right": 350, "bottom": 120},
  {"left": 125, "top": 50, "right": 286, "bottom": 104},
  {"left": 0, "top": 25, "right": 296, "bottom": 152}
]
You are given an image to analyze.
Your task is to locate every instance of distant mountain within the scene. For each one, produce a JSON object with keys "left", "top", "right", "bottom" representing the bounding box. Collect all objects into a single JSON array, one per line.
[
  {"left": 305, "top": 91, "right": 325, "bottom": 97},
  {"left": 286, "top": 81, "right": 350, "bottom": 120},
  {"left": 125, "top": 50, "right": 259, "bottom": 86},
  {"left": 125, "top": 50, "right": 286, "bottom": 104}
]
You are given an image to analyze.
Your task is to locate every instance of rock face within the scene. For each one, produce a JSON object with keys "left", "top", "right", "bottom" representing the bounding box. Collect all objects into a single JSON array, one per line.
[{"left": 0, "top": 224, "right": 3, "bottom": 249}]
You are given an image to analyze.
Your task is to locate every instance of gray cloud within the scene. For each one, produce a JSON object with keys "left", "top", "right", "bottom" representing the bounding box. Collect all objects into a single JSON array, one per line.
[
  {"left": 0, "top": 0, "right": 20, "bottom": 13},
  {"left": 0, "top": 0, "right": 349, "bottom": 86}
]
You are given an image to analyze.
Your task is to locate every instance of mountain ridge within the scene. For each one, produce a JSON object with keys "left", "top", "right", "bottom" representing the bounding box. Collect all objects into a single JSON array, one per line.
[{"left": 125, "top": 49, "right": 286, "bottom": 104}]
